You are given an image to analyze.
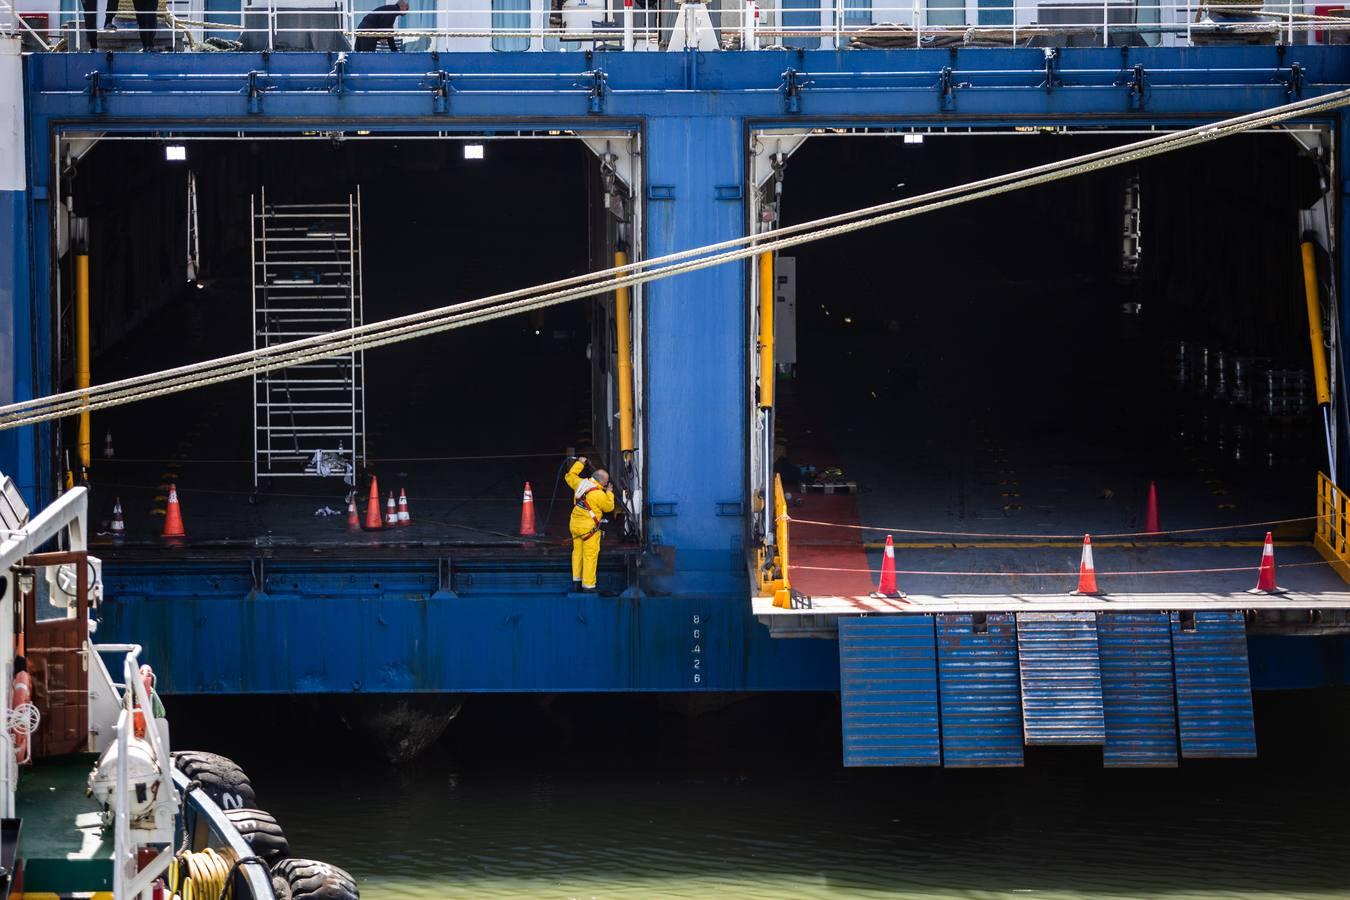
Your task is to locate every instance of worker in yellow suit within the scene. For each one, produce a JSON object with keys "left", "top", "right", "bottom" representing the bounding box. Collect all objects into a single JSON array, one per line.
[{"left": 565, "top": 457, "right": 615, "bottom": 593}]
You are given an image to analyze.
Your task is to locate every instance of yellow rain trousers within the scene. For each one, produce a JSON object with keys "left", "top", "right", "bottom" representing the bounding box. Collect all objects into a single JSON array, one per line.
[{"left": 565, "top": 459, "right": 615, "bottom": 590}]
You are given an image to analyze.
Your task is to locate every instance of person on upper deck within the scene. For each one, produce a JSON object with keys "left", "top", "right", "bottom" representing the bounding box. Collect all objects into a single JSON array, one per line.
[
  {"left": 354, "top": 0, "right": 407, "bottom": 52},
  {"left": 565, "top": 457, "right": 614, "bottom": 594}
]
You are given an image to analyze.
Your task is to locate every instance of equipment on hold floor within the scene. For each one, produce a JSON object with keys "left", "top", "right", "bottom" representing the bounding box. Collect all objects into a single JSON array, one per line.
[
  {"left": 346, "top": 494, "right": 361, "bottom": 533},
  {"left": 103, "top": 430, "right": 114, "bottom": 459},
  {"left": 252, "top": 188, "right": 366, "bottom": 487},
  {"left": 871, "top": 534, "right": 904, "bottom": 600},
  {"left": 1144, "top": 481, "right": 1161, "bottom": 534},
  {"left": 161, "top": 485, "right": 185, "bottom": 539},
  {"left": 110, "top": 497, "right": 125, "bottom": 535},
  {"left": 364, "top": 475, "right": 383, "bottom": 530},
  {"left": 397, "top": 488, "right": 411, "bottom": 526},
  {"left": 520, "top": 481, "right": 537, "bottom": 536},
  {"left": 385, "top": 491, "right": 397, "bottom": 527},
  {"left": 1250, "top": 531, "right": 1283, "bottom": 594},
  {"left": 1072, "top": 534, "right": 1100, "bottom": 595}
]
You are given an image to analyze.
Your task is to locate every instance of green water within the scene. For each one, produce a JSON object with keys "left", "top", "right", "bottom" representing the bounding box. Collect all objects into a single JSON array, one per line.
[{"left": 248, "top": 760, "right": 1348, "bottom": 899}]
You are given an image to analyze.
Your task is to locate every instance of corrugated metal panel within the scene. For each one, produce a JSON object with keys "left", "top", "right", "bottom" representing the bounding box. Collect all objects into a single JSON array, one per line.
[
  {"left": 1170, "top": 610, "right": 1257, "bottom": 758},
  {"left": 936, "top": 613, "right": 1023, "bottom": 767},
  {"left": 1015, "top": 612, "right": 1105, "bottom": 745},
  {"left": 1097, "top": 612, "right": 1178, "bottom": 768},
  {"left": 838, "top": 616, "right": 941, "bottom": 767}
]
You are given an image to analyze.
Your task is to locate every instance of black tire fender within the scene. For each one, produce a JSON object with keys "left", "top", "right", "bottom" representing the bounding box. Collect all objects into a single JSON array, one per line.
[
  {"left": 273, "top": 859, "right": 359, "bottom": 900},
  {"left": 222, "top": 807, "right": 290, "bottom": 866},
  {"left": 171, "top": 750, "right": 257, "bottom": 810}
]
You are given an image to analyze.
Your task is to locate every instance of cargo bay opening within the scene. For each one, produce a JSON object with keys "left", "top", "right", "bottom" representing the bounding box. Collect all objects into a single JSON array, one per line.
[
  {"left": 51, "top": 131, "right": 644, "bottom": 578},
  {"left": 749, "top": 126, "right": 1349, "bottom": 606}
]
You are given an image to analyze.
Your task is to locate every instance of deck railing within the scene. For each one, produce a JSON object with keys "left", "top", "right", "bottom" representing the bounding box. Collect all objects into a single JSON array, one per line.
[
  {"left": 2, "top": 0, "right": 1347, "bottom": 53},
  {"left": 1315, "top": 471, "right": 1350, "bottom": 585}
]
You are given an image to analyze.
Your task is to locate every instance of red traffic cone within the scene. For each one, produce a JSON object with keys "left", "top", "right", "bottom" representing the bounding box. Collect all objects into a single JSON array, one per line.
[
  {"left": 520, "top": 481, "right": 537, "bottom": 536},
  {"left": 111, "top": 497, "right": 125, "bottom": 536},
  {"left": 161, "top": 485, "right": 186, "bottom": 538},
  {"left": 385, "top": 491, "right": 398, "bottom": 526},
  {"left": 1249, "top": 531, "right": 1284, "bottom": 594},
  {"left": 397, "top": 488, "right": 412, "bottom": 526},
  {"left": 870, "top": 534, "right": 905, "bottom": 599},
  {"left": 1144, "top": 481, "right": 1161, "bottom": 535},
  {"left": 364, "top": 475, "right": 383, "bottom": 530},
  {"left": 1071, "top": 534, "right": 1100, "bottom": 595},
  {"left": 345, "top": 494, "right": 361, "bottom": 533},
  {"left": 103, "top": 431, "right": 115, "bottom": 459}
]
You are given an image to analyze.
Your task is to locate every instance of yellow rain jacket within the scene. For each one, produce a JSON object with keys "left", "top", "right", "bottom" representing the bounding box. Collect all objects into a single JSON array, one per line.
[{"left": 565, "top": 459, "right": 615, "bottom": 589}]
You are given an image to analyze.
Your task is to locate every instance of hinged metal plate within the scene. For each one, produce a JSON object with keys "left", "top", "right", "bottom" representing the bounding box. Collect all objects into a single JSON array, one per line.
[{"left": 838, "top": 616, "right": 941, "bottom": 767}]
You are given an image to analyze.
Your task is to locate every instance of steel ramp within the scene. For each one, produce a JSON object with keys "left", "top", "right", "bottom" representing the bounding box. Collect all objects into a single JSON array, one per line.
[
  {"left": 936, "top": 613, "right": 1023, "bottom": 767},
  {"left": 1097, "top": 612, "right": 1179, "bottom": 767},
  {"left": 837, "top": 617, "right": 941, "bottom": 767},
  {"left": 1015, "top": 612, "right": 1105, "bottom": 746},
  {"left": 1170, "top": 610, "right": 1258, "bottom": 758}
]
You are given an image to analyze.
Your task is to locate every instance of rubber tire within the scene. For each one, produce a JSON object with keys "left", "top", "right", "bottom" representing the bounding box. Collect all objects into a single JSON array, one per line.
[
  {"left": 222, "top": 807, "right": 290, "bottom": 866},
  {"left": 272, "top": 874, "right": 293, "bottom": 900},
  {"left": 273, "top": 859, "right": 359, "bottom": 900},
  {"left": 171, "top": 750, "right": 257, "bottom": 810}
]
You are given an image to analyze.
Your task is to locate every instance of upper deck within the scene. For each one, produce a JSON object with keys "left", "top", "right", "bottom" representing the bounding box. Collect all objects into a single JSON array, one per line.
[{"left": 2, "top": 0, "right": 1347, "bottom": 56}]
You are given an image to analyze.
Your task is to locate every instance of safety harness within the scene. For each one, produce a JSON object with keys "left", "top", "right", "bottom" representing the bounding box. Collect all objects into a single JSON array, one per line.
[{"left": 574, "top": 479, "right": 606, "bottom": 541}]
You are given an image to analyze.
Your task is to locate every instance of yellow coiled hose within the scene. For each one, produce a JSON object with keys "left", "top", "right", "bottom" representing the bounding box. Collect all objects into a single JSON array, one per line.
[{"left": 169, "top": 846, "right": 239, "bottom": 900}]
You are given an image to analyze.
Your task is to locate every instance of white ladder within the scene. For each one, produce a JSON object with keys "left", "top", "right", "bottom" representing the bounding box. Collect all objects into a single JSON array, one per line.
[{"left": 251, "top": 187, "right": 366, "bottom": 486}]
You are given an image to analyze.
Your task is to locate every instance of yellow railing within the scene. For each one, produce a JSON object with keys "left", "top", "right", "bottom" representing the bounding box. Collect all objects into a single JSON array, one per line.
[
  {"left": 756, "top": 474, "right": 793, "bottom": 607},
  {"left": 1315, "top": 471, "right": 1350, "bottom": 584},
  {"left": 773, "top": 474, "right": 793, "bottom": 608}
]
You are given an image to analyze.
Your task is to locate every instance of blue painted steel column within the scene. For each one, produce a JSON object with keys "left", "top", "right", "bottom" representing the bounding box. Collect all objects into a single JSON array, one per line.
[
  {"left": 0, "top": 39, "right": 36, "bottom": 499},
  {"left": 642, "top": 114, "right": 746, "bottom": 594}
]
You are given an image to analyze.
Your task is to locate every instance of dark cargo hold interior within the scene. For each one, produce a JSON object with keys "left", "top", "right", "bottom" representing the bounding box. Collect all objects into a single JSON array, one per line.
[
  {"left": 60, "top": 136, "right": 635, "bottom": 561},
  {"left": 772, "top": 131, "right": 1345, "bottom": 597}
]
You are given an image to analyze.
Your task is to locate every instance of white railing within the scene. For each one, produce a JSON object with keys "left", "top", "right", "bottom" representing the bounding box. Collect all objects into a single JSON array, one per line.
[
  {"left": 94, "top": 642, "right": 175, "bottom": 900},
  {"left": 1, "top": 0, "right": 1347, "bottom": 51}
]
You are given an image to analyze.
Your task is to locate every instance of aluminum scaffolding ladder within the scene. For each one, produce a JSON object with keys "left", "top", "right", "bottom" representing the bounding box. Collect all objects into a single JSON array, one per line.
[{"left": 251, "top": 188, "right": 366, "bottom": 487}]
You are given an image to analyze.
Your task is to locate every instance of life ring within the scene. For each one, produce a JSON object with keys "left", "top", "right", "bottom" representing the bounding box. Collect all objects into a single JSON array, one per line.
[{"left": 10, "top": 671, "right": 31, "bottom": 764}]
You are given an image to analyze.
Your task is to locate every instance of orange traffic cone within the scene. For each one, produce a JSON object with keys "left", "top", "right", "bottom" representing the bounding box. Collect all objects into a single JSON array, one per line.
[
  {"left": 1071, "top": 534, "right": 1100, "bottom": 595},
  {"left": 385, "top": 491, "right": 398, "bottom": 527},
  {"left": 1144, "top": 481, "right": 1161, "bottom": 534},
  {"left": 397, "top": 488, "right": 412, "bottom": 526},
  {"left": 520, "top": 481, "right": 537, "bottom": 536},
  {"left": 364, "top": 476, "right": 383, "bottom": 530},
  {"left": 110, "top": 497, "right": 125, "bottom": 536},
  {"left": 346, "top": 494, "right": 362, "bottom": 533},
  {"left": 1249, "top": 531, "right": 1284, "bottom": 594},
  {"left": 161, "top": 485, "right": 186, "bottom": 538},
  {"left": 870, "top": 534, "right": 905, "bottom": 599}
]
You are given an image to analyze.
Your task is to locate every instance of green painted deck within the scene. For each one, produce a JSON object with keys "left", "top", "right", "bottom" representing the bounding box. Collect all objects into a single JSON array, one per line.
[{"left": 17, "top": 755, "right": 113, "bottom": 893}]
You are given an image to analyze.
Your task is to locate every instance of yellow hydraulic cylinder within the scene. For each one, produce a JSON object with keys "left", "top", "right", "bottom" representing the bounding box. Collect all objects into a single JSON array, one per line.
[
  {"left": 757, "top": 252, "right": 774, "bottom": 409},
  {"left": 1302, "top": 241, "right": 1332, "bottom": 407},
  {"left": 75, "top": 253, "right": 91, "bottom": 470},
  {"left": 614, "top": 249, "right": 636, "bottom": 456}
]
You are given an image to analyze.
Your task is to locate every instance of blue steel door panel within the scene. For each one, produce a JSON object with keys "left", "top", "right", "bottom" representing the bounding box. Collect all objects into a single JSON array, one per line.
[
  {"left": 1170, "top": 611, "right": 1257, "bottom": 758},
  {"left": 1097, "top": 612, "right": 1178, "bottom": 768},
  {"left": 1015, "top": 612, "right": 1105, "bottom": 746},
  {"left": 838, "top": 616, "right": 941, "bottom": 767},
  {"left": 936, "top": 613, "right": 1023, "bottom": 767}
]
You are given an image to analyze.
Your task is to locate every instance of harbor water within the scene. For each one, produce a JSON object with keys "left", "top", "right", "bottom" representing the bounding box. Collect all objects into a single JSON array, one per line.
[{"left": 174, "top": 690, "right": 1350, "bottom": 899}]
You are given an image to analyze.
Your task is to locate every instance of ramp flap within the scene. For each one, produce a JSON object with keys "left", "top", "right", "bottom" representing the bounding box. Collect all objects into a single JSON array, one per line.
[
  {"left": 1170, "top": 610, "right": 1257, "bottom": 758},
  {"left": 1016, "top": 611, "right": 1105, "bottom": 746},
  {"left": 838, "top": 617, "right": 941, "bottom": 767},
  {"left": 936, "top": 613, "right": 1023, "bottom": 768},
  {"left": 1098, "top": 612, "right": 1178, "bottom": 768}
]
